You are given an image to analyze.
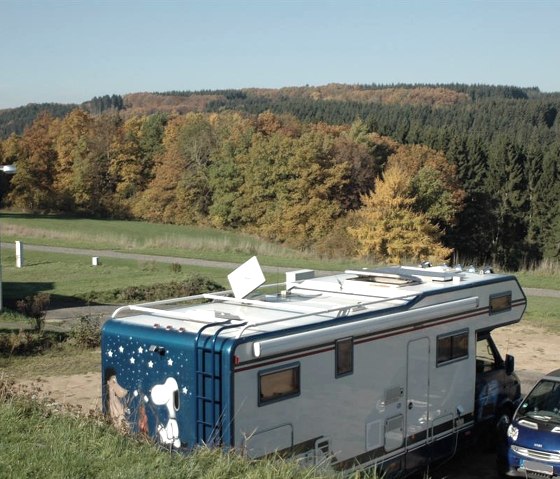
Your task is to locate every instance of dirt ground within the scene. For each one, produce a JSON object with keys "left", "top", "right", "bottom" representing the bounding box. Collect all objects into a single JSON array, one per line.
[{"left": 17, "top": 322, "right": 559, "bottom": 478}]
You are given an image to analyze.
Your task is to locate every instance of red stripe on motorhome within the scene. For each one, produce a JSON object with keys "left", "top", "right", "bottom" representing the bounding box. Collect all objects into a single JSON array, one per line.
[{"left": 234, "top": 300, "right": 526, "bottom": 373}]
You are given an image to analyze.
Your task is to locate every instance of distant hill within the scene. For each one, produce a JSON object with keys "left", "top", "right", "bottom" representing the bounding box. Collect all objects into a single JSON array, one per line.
[
  {"left": 0, "top": 103, "right": 76, "bottom": 138},
  {"left": 0, "top": 94, "right": 124, "bottom": 139},
  {"left": 2, "top": 83, "right": 555, "bottom": 140}
]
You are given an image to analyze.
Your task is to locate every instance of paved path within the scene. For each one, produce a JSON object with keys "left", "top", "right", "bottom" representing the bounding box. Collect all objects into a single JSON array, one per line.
[{"left": 2, "top": 242, "right": 296, "bottom": 274}]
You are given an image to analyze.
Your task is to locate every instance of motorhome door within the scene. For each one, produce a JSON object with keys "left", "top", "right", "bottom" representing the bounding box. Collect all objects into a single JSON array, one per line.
[{"left": 406, "top": 337, "right": 430, "bottom": 445}]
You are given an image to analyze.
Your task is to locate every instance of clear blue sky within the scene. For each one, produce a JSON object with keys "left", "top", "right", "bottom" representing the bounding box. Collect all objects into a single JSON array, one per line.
[{"left": 1, "top": 0, "right": 559, "bottom": 109}]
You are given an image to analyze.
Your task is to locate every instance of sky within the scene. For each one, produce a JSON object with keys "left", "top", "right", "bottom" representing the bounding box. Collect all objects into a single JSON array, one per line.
[{"left": 1, "top": 0, "right": 559, "bottom": 109}]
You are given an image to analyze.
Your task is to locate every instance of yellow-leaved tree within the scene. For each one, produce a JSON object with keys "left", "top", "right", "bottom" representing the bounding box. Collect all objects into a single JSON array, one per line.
[{"left": 348, "top": 165, "right": 452, "bottom": 264}]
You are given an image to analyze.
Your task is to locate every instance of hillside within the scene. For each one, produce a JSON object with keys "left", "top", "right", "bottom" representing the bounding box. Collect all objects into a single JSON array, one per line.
[{"left": 2, "top": 83, "right": 557, "bottom": 139}]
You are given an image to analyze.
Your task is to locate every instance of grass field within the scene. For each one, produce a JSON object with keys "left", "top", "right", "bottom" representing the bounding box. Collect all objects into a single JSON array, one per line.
[
  {"left": 524, "top": 296, "right": 560, "bottom": 333},
  {"left": 3, "top": 211, "right": 558, "bottom": 289},
  {"left": 0, "top": 212, "right": 347, "bottom": 270}
]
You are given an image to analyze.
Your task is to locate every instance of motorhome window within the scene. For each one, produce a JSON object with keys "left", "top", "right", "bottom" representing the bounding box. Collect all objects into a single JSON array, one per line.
[
  {"left": 476, "top": 336, "right": 497, "bottom": 373},
  {"left": 437, "top": 330, "right": 469, "bottom": 366},
  {"left": 335, "top": 337, "right": 353, "bottom": 377},
  {"left": 259, "top": 364, "right": 300, "bottom": 406},
  {"left": 489, "top": 292, "right": 512, "bottom": 314}
]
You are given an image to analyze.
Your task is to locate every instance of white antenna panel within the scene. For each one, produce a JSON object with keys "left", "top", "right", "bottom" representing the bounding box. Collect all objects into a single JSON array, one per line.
[{"left": 228, "top": 256, "right": 266, "bottom": 299}]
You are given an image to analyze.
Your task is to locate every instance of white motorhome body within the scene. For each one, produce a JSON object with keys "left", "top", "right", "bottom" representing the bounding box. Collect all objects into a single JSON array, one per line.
[{"left": 102, "top": 261, "right": 526, "bottom": 476}]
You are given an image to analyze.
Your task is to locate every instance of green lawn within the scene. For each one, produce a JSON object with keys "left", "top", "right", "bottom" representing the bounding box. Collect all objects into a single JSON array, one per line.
[
  {"left": 0, "top": 343, "right": 100, "bottom": 378},
  {"left": 2, "top": 249, "right": 234, "bottom": 304}
]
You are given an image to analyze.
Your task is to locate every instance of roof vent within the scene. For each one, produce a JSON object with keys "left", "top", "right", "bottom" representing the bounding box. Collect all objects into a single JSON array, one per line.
[{"left": 286, "top": 269, "right": 315, "bottom": 289}]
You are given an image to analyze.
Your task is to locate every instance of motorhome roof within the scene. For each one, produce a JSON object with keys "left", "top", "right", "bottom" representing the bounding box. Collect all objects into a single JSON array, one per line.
[{"left": 110, "top": 264, "right": 517, "bottom": 338}]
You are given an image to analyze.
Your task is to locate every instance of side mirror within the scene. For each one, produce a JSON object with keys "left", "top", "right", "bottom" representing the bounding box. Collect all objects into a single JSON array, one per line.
[{"left": 505, "top": 354, "right": 514, "bottom": 375}]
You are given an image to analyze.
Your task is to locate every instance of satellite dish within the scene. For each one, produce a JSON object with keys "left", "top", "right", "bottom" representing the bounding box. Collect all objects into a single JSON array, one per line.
[{"left": 228, "top": 256, "right": 266, "bottom": 299}]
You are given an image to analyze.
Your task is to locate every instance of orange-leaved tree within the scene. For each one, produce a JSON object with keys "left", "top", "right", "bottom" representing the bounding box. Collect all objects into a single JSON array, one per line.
[
  {"left": 7, "top": 112, "right": 58, "bottom": 211},
  {"left": 133, "top": 113, "right": 215, "bottom": 225},
  {"left": 348, "top": 165, "right": 453, "bottom": 264}
]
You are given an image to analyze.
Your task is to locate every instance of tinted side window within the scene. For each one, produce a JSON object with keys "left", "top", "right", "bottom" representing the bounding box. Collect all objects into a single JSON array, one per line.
[
  {"left": 489, "top": 292, "right": 512, "bottom": 314},
  {"left": 335, "top": 337, "right": 354, "bottom": 377},
  {"left": 259, "top": 364, "right": 300, "bottom": 406},
  {"left": 437, "top": 330, "right": 469, "bottom": 366}
]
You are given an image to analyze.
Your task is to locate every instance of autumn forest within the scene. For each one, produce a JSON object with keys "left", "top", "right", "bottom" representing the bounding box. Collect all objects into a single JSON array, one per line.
[{"left": 0, "top": 83, "right": 558, "bottom": 270}]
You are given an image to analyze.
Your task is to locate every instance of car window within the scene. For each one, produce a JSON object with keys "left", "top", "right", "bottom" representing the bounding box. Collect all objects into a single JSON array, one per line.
[{"left": 518, "top": 379, "right": 560, "bottom": 422}]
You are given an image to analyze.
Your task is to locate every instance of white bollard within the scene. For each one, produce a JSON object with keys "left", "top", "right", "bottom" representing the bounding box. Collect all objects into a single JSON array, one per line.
[
  {"left": 15, "top": 241, "right": 23, "bottom": 268},
  {"left": 92, "top": 256, "right": 100, "bottom": 266}
]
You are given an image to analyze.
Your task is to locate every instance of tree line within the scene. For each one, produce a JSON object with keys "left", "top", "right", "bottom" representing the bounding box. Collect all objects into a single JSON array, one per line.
[
  {"left": 0, "top": 83, "right": 558, "bottom": 269},
  {"left": 202, "top": 86, "right": 560, "bottom": 268}
]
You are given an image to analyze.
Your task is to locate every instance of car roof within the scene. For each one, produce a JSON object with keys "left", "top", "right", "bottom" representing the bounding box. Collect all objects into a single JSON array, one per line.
[{"left": 544, "top": 369, "right": 560, "bottom": 380}]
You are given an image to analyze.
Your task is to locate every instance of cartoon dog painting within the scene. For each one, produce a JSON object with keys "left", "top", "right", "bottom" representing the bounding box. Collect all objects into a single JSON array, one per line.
[
  {"left": 151, "top": 377, "right": 181, "bottom": 448},
  {"left": 105, "top": 367, "right": 129, "bottom": 429}
]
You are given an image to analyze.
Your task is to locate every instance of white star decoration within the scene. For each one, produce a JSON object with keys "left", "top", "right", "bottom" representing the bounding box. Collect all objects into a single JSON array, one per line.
[
  {"left": 167, "top": 358, "right": 174, "bottom": 366},
  {"left": 138, "top": 346, "right": 144, "bottom": 354},
  {"left": 107, "top": 350, "right": 113, "bottom": 357},
  {"left": 118, "top": 346, "right": 124, "bottom": 353},
  {"left": 130, "top": 357, "right": 135, "bottom": 364},
  {"left": 182, "top": 387, "right": 188, "bottom": 395},
  {"left": 148, "top": 361, "right": 154, "bottom": 368}
]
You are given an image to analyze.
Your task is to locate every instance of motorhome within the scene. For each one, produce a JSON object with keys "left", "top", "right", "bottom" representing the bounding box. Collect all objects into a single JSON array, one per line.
[{"left": 101, "top": 258, "right": 526, "bottom": 476}]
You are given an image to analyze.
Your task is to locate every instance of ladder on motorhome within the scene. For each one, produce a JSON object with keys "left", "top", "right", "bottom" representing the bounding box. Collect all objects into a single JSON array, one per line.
[{"left": 194, "top": 320, "right": 246, "bottom": 445}]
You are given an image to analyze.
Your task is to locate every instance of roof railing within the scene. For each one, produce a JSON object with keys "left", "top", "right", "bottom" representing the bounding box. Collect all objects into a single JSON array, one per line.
[{"left": 111, "top": 283, "right": 418, "bottom": 337}]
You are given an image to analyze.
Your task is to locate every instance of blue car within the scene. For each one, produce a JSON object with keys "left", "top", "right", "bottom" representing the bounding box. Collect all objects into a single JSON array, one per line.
[{"left": 500, "top": 369, "right": 560, "bottom": 477}]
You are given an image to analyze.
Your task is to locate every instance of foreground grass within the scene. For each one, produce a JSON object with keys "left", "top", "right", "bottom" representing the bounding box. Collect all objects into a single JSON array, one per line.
[{"left": 0, "top": 385, "right": 348, "bottom": 479}]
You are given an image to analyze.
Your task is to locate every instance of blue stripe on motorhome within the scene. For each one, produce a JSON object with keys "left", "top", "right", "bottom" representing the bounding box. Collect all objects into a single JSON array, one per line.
[{"left": 233, "top": 299, "right": 525, "bottom": 372}]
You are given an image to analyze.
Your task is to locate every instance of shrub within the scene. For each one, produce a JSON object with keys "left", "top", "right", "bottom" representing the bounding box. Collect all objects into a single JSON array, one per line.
[
  {"left": 69, "top": 315, "right": 102, "bottom": 348},
  {"left": 16, "top": 293, "right": 51, "bottom": 332},
  {"left": 84, "top": 274, "right": 223, "bottom": 304},
  {"left": 0, "top": 330, "right": 67, "bottom": 356}
]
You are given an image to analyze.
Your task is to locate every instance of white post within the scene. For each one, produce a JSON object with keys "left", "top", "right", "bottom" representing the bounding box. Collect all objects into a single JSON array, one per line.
[
  {"left": 16, "top": 241, "right": 23, "bottom": 268},
  {"left": 92, "top": 256, "right": 99, "bottom": 266}
]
